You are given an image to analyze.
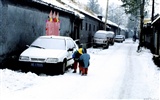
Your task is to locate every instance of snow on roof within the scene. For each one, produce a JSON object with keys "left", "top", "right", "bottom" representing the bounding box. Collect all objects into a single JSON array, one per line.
[
  {"left": 40, "top": 0, "right": 99, "bottom": 21},
  {"left": 102, "top": 18, "right": 119, "bottom": 27},
  {"left": 152, "top": 15, "right": 160, "bottom": 25},
  {"left": 41, "top": 0, "right": 119, "bottom": 27},
  {"left": 40, "top": 0, "right": 84, "bottom": 18},
  {"left": 34, "top": 0, "right": 73, "bottom": 13},
  {"left": 60, "top": 0, "right": 101, "bottom": 20}
]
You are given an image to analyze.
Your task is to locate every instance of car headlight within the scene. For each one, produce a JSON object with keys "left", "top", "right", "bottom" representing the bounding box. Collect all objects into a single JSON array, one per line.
[
  {"left": 19, "top": 56, "right": 29, "bottom": 61},
  {"left": 46, "top": 58, "right": 59, "bottom": 63}
]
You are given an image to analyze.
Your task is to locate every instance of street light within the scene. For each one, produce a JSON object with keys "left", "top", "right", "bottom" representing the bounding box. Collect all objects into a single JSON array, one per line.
[{"left": 104, "top": 0, "right": 109, "bottom": 31}]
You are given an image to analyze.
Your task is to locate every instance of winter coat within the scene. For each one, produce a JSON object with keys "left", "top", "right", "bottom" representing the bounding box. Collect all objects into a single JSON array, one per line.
[
  {"left": 72, "top": 50, "right": 81, "bottom": 61},
  {"left": 79, "top": 53, "right": 90, "bottom": 68}
]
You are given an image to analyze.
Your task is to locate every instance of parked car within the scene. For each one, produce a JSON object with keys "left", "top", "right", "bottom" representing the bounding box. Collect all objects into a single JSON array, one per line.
[
  {"left": 121, "top": 35, "right": 125, "bottom": 41},
  {"left": 19, "top": 35, "right": 78, "bottom": 74},
  {"left": 114, "top": 35, "right": 125, "bottom": 43},
  {"left": 93, "top": 30, "right": 109, "bottom": 49},
  {"left": 105, "top": 31, "right": 115, "bottom": 45}
]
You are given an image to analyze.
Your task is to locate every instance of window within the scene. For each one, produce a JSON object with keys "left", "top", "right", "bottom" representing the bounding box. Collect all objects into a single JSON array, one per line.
[
  {"left": 67, "top": 39, "right": 75, "bottom": 49},
  {"left": 89, "top": 24, "right": 91, "bottom": 31},
  {"left": 86, "top": 23, "right": 88, "bottom": 31},
  {"left": 81, "top": 22, "right": 83, "bottom": 30},
  {"left": 93, "top": 25, "right": 95, "bottom": 31}
]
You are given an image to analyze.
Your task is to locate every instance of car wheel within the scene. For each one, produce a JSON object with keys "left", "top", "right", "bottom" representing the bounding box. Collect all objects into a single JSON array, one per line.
[
  {"left": 93, "top": 45, "right": 96, "bottom": 48},
  {"left": 111, "top": 41, "right": 114, "bottom": 45},
  {"left": 102, "top": 45, "right": 105, "bottom": 49},
  {"left": 105, "top": 43, "right": 109, "bottom": 49},
  {"left": 60, "top": 60, "right": 66, "bottom": 74}
]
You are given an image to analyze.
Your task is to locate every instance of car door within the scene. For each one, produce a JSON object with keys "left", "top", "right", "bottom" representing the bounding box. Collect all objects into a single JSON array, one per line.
[{"left": 66, "top": 39, "right": 75, "bottom": 66}]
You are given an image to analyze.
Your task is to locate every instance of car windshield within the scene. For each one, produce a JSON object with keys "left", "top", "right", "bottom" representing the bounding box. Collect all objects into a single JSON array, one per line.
[
  {"left": 30, "top": 38, "right": 66, "bottom": 50},
  {"left": 94, "top": 33, "right": 107, "bottom": 38}
]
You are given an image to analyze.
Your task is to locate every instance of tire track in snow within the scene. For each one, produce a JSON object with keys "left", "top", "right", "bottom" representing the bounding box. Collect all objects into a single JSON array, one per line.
[{"left": 118, "top": 42, "right": 134, "bottom": 98}]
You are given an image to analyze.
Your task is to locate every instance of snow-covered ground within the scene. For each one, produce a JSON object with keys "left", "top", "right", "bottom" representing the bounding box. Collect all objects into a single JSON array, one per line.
[{"left": 0, "top": 39, "right": 159, "bottom": 100}]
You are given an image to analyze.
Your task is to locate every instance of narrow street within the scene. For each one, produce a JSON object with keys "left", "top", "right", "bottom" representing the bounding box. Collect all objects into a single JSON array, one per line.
[
  {"left": 0, "top": 39, "right": 159, "bottom": 100},
  {"left": 1, "top": 0, "right": 160, "bottom": 99}
]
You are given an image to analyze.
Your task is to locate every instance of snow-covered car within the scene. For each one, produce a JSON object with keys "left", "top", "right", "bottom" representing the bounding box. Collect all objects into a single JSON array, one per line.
[
  {"left": 114, "top": 35, "right": 125, "bottom": 43},
  {"left": 105, "top": 31, "right": 115, "bottom": 45},
  {"left": 19, "top": 35, "right": 78, "bottom": 74},
  {"left": 93, "top": 30, "right": 109, "bottom": 49}
]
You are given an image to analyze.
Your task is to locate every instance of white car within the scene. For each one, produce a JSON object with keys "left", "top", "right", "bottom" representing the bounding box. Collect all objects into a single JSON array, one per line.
[
  {"left": 93, "top": 30, "right": 109, "bottom": 49},
  {"left": 114, "top": 35, "right": 125, "bottom": 43},
  {"left": 19, "top": 35, "right": 78, "bottom": 74}
]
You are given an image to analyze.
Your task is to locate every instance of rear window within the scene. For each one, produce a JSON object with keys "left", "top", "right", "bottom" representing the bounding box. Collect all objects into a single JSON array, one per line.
[
  {"left": 107, "top": 33, "right": 114, "bottom": 37},
  {"left": 31, "top": 38, "right": 66, "bottom": 50}
]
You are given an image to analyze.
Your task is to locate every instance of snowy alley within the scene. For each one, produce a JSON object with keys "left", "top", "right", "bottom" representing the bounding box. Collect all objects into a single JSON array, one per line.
[{"left": 0, "top": 38, "right": 159, "bottom": 100}]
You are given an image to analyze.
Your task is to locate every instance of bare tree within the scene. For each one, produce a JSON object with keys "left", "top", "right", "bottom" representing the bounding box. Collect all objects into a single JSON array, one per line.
[
  {"left": 108, "top": 2, "right": 129, "bottom": 27},
  {"left": 87, "top": 0, "right": 102, "bottom": 14}
]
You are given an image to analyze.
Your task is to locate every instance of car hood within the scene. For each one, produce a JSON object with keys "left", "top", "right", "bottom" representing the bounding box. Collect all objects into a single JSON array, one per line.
[{"left": 20, "top": 47, "right": 66, "bottom": 58}]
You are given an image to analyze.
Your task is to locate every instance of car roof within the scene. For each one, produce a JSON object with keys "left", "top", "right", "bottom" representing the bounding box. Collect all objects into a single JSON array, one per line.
[
  {"left": 115, "top": 35, "right": 123, "bottom": 37},
  {"left": 96, "top": 30, "right": 114, "bottom": 34},
  {"left": 116, "top": 35, "right": 123, "bottom": 36},
  {"left": 38, "top": 35, "right": 72, "bottom": 40}
]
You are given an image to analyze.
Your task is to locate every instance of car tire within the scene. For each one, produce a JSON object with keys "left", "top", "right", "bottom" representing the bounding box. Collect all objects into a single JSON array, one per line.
[
  {"left": 111, "top": 41, "right": 114, "bottom": 45},
  {"left": 93, "top": 45, "right": 96, "bottom": 48},
  {"left": 59, "top": 60, "right": 66, "bottom": 75},
  {"left": 105, "top": 43, "right": 109, "bottom": 49}
]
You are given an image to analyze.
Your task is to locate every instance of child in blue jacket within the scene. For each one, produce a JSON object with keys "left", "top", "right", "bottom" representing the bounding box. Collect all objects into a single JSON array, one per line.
[{"left": 79, "top": 48, "right": 90, "bottom": 76}]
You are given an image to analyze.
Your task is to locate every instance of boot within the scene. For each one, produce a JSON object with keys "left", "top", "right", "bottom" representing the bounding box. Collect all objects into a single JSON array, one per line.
[
  {"left": 81, "top": 68, "right": 86, "bottom": 76},
  {"left": 85, "top": 68, "right": 88, "bottom": 75},
  {"left": 72, "top": 70, "right": 76, "bottom": 73}
]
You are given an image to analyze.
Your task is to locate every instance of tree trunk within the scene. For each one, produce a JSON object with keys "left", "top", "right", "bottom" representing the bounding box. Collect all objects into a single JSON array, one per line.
[{"left": 139, "top": 0, "right": 145, "bottom": 43}]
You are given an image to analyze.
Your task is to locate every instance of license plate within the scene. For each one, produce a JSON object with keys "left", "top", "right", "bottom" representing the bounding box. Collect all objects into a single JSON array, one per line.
[{"left": 31, "top": 63, "right": 43, "bottom": 67}]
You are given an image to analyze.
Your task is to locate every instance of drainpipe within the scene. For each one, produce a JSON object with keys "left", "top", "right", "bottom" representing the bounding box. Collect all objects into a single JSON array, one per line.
[{"left": 157, "top": 27, "right": 159, "bottom": 55}]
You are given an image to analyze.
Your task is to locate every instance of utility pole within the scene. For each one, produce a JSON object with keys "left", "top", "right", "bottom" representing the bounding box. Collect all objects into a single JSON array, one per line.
[
  {"left": 151, "top": 0, "right": 155, "bottom": 21},
  {"left": 139, "top": 0, "right": 145, "bottom": 44},
  {"left": 104, "top": 0, "right": 109, "bottom": 30}
]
